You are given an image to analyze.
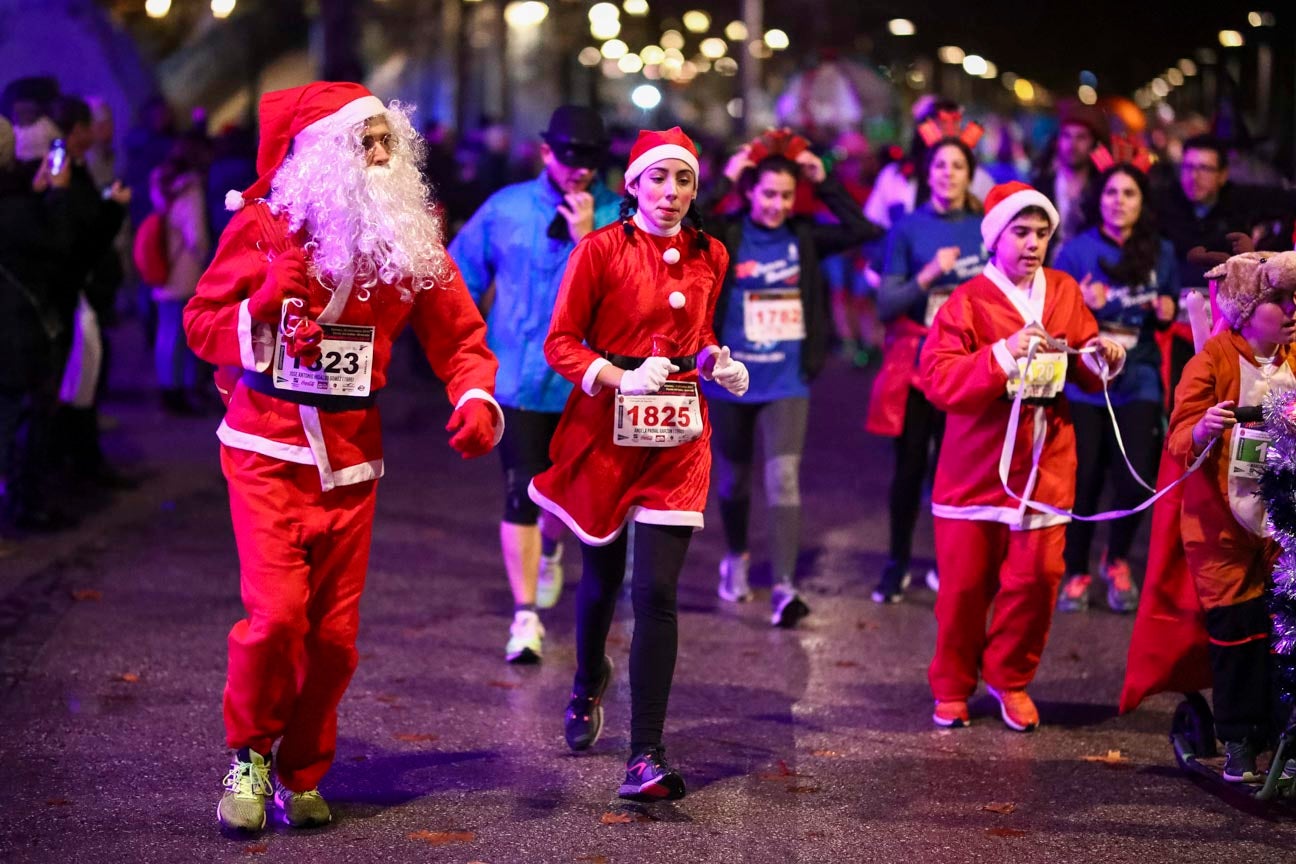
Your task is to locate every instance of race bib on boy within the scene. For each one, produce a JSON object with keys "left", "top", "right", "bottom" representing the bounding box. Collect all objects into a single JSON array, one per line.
[
  {"left": 273, "top": 323, "right": 375, "bottom": 397},
  {"left": 924, "top": 289, "right": 952, "bottom": 327},
  {"left": 1229, "top": 424, "right": 1271, "bottom": 480},
  {"left": 743, "top": 289, "right": 805, "bottom": 343},
  {"left": 1006, "top": 351, "right": 1068, "bottom": 401},
  {"left": 614, "top": 381, "right": 702, "bottom": 448}
]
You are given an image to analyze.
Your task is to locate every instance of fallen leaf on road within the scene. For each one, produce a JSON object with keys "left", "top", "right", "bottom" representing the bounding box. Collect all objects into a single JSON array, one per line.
[
  {"left": 757, "top": 760, "right": 803, "bottom": 780},
  {"left": 114, "top": 672, "right": 140, "bottom": 683},
  {"left": 45, "top": 798, "right": 71, "bottom": 807},
  {"left": 576, "top": 856, "right": 609, "bottom": 863},
  {"left": 487, "top": 680, "right": 519, "bottom": 690},
  {"left": 71, "top": 589, "right": 102, "bottom": 601},
  {"left": 600, "top": 812, "right": 634, "bottom": 825},
  {"left": 408, "top": 830, "right": 475, "bottom": 845},
  {"left": 986, "top": 827, "right": 1028, "bottom": 838},
  {"left": 393, "top": 733, "right": 439, "bottom": 743},
  {"left": 1081, "top": 750, "right": 1128, "bottom": 766},
  {"left": 375, "top": 694, "right": 400, "bottom": 704},
  {"left": 834, "top": 660, "right": 860, "bottom": 669},
  {"left": 982, "top": 802, "right": 1016, "bottom": 815},
  {"left": 856, "top": 619, "right": 878, "bottom": 631},
  {"left": 787, "top": 785, "right": 820, "bottom": 794},
  {"left": 810, "top": 749, "right": 842, "bottom": 758},
  {"left": 244, "top": 843, "right": 268, "bottom": 854}
]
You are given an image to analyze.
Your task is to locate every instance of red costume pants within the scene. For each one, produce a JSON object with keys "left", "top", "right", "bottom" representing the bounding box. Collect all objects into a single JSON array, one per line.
[
  {"left": 929, "top": 518, "right": 1066, "bottom": 701},
  {"left": 220, "top": 446, "right": 377, "bottom": 792}
]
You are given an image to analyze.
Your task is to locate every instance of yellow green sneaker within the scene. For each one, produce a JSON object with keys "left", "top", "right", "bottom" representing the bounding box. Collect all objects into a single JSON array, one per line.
[
  {"left": 274, "top": 782, "right": 332, "bottom": 828},
  {"left": 217, "top": 748, "right": 271, "bottom": 833}
]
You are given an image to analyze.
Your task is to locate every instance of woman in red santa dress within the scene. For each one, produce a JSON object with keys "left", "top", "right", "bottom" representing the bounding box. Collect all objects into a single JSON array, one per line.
[{"left": 529, "top": 128, "right": 749, "bottom": 801}]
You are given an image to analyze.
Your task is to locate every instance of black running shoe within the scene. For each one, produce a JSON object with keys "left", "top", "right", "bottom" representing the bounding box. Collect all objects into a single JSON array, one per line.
[
  {"left": 564, "top": 655, "right": 613, "bottom": 752},
  {"left": 871, "top": 560, "right": 911, "bottom": 604},
  {"left": 617, "top": 746, "right": 686, "bottom": 801},
  {"left": 1222, "top": 739, "right": 1262, "bottom": 783}
]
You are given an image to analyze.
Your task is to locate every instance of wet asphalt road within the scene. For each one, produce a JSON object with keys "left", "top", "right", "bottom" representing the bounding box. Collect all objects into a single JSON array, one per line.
[{"left": 1, "top": 326, "right": 1293, "bottom": 863}]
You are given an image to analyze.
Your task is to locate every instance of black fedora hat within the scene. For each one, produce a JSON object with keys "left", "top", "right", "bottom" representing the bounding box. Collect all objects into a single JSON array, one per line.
[{"left": 541, "top": 105, "right": 608, "bottom": 168}]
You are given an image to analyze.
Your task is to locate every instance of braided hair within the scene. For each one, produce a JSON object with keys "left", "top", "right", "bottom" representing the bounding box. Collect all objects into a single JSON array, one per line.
[{"left": 619, "top": 189, "right": 710, "bottom": 250}]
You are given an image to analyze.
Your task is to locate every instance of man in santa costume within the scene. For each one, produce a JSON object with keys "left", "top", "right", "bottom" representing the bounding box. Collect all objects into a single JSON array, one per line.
[
  {"left": 530, "top": 127, "right": 749, "bottom": 800},
  {"left": 183, "top": 82, "right": 502, "bottom": 833},
  {"left": 919, "top": 181, "right": 1125, "bottom": 731}
]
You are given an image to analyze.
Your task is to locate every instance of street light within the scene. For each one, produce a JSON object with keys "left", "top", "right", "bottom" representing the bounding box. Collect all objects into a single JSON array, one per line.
[
  {"left": 145, "top": 0, "right": 171, "bottom": 17},
  {"left": 962, "top": 54, "right": 988, "bottom": 76},
  {"left": 623, "top": 0, "right": 648, "bottom": 15},
  {"left": 504, "top": 1, "right": 548, "bottom": 28},
  {"left": 888, "top": 19, "right": 915, "bottom": 36},
  {"left": 1150, "top": 77, "right": 1169, "bottom": 98},
  {"left": 1077, "top": 84, "right": 1097, "bottom": 105},
  {"left": 589, "top": 3, "right": 618, "bottom": 23},
  {"left": 1166, "top": 68, "right": 1185, "bottom": 86},
  {"left": 578, "top": 47, "right": 602, "bottom": 66},
  {"left": 1218, "top": 30, "right": 1244, "bottom": 47},
  {"left": 937, "top": 46, "right": 965, "bottom": 64},
  {"left": 590, "top": 18, "right": 620, "bottom": 40},
  {"left": 979, "top": 61, "right": 998, "bottom": 80},
  {"left": 600, "top": 38, "right": 628, "bottom": 59},
  {"left": 682, "top": 10, "right": 710, "bottom": 33},
  {"left": 764, "top": 29, "right": 789, "bottom": 51},
  {"left": 631, "top": 84, "right": 662, "bottom": 110},
  {"left": 640, "top": 45, "right": 665, "bottom": 64},
  {"left": 661, "top": 29, "right": 685, "bottom": 50},
  {"left": 211, "top": 0, "right": 235, "bottom": 18},
  {"left": 699, "top": 37, "right": 727, "bottom": 59},
  {"left": 1178, "top": 58, "right": 1198, "bottom": 76},
  {"left": 618, "top": 54, "right": 644, "bottom": 73},
  {"left": 1013, "top": 78, "right": 1035, "bottom": 102},
  {"left": 724, "top": 20, "right": 748, "bottom": 41}
]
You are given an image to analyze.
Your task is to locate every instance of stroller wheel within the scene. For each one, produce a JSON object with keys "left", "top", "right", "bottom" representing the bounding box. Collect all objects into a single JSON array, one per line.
[{"left": 1171, "top": 692, "right": 1217, "bottom": 759}]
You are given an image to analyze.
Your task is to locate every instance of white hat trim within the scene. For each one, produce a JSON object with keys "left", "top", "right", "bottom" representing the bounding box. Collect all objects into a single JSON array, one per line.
[
  {"left": 625, "top": 143, "right": 700, "bottom": 185},
  {"left": 981, "top": 188, "right": 1061, "bottom": 249},
  {"left": 294, "top": 95, "right": 387, "bottom": 150}
]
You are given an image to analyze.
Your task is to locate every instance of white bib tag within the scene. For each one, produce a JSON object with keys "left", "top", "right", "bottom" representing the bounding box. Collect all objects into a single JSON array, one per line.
[
  {"left": 273, "top": 323, "right": 376, "bottom": 397},
  {"left": 1006, "top": 351, "right": 1068, "bottom": 401},
  {"left": 924, "top": 289, "right": 952, "bottom": 327},
  {"left": 1229, "top": 424, "right": 1271, "bottom": 480},
  {"left": 743, "top": 290, "right": 805, "bottom": 342},
  {"left": 614, "top": 380, "right": 702, "bottom": 448}
]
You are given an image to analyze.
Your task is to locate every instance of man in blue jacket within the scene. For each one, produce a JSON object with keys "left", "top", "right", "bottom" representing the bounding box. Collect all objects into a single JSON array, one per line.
[{"left": 450, "top": 106, "right": 621, "bottom": 663}]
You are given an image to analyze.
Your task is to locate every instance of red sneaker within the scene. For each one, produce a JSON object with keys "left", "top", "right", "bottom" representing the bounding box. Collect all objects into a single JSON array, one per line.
[
  {"left": 988, "top": 686, "right": 1039, "bottom": 732},
  {"left": 932, "top": 699, "right": 971, "bottom": 728}
]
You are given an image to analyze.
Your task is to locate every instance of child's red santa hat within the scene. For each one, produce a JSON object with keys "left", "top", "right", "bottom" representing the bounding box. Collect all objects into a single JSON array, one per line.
[
  {"left": 624, "top": 126, "right": 700, "bottom": 186},
  {"left": 980, "top": 181, "right": 1060, "bottom": 249},
  {"left": 225, "top": 81, "right": 386, "bottom": 212}
]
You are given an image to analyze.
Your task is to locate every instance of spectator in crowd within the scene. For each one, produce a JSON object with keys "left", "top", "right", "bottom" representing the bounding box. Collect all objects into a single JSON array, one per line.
[
  {"left": 0, "top": 116, "right": 74, "bottom": 534},
  {"left": 1151, "top": 134, "right": 1296, "bottom": 410},
  {"left": 2, "top": 76, "right": 61, "bottom": 163},
  {"left": 1030, "top": 102, "right": 1107, "bottom": 254}
]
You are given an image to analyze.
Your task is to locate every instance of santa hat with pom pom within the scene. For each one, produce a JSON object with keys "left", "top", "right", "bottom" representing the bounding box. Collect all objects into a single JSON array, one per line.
[
  {"left": 224, "top": 81, "right": 385, "bottom": 212},
  {"left": 624, "top": 127, "right": 700, "bottom": 186}
]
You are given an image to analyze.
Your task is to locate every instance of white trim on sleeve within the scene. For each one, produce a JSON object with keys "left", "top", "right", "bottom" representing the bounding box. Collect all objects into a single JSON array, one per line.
[
  {"left": 582, "top": 357, "right": 612, "bottom": 396},
  {"left": 238, "top": 300, "right": 274, "bottom": 372},
  {"left": 455, "top": 388, "right": 506, "bottom": 446},
  {"left": 992, "top": 339, "right": 1020, "bottom": 379}
]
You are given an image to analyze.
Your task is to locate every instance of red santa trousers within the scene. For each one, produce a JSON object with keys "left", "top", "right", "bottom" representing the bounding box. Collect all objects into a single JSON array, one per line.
[
  {"left": 220, "top": 446, "right": 377, "bottom": 793},
  {"left": 929, "top": 517, "right": 1066, "bottom": 701}
]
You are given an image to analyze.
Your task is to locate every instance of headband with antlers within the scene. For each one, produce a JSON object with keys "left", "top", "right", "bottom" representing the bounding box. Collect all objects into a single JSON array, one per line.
[
  {"left": 745, "top": 127, "right": 812, "bottom": 163},
  {"left": 1090, "top": 134, "right": 1154, "bottom": 173},
  {"left": 916, "top": 108, "right": 984, "bottom": 149}
]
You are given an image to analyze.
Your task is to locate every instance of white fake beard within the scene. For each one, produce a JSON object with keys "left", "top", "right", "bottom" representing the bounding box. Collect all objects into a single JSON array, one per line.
[{"left": 269, "top": 103, "right": 450, "bottom": 299}]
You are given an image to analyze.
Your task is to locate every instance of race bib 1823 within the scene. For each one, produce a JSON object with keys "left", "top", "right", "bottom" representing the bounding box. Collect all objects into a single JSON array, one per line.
[{"left": 273, "top": 323, "right": 376, "bottom": 397}]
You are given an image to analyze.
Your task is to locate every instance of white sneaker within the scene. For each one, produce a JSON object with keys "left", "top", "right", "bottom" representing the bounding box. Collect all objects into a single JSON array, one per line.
[
  {"left": 925, "top": 568, "right": 940, "bottom": 592},
  {"left": 537, "top": 544, "right": 564, "bottom": 610},
  {"left": 718, "top": 553, "right": 752, "bottom": 603},
  {"left": 505, "top": 610, "right": 544, "bottom": 663}
]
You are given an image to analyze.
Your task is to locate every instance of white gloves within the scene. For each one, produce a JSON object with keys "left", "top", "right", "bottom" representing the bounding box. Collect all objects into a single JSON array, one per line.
[
  {"left": 709, "top": 346, "right": 749, "bottom": 397},
  {"left": 619, "top": 356, "right": 680, "bottom": 395}
]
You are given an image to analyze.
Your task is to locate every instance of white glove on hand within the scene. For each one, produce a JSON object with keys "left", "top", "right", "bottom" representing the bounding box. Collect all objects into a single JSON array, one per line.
[
  {"left": 710, "top": 346, "right": 750, "bottom": 397},
  {"left": 619, "top": 356, "right": 679, "bottom": 395}
]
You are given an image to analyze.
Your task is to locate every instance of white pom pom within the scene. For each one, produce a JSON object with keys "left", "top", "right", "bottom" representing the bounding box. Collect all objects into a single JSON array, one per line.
[
  {"left": 669, "top": 291, "right": 686, "bottom": 309},
  {"left": 663, "top": 247, "right": 681, "bottom": 265},
  {"left": 224, "top": 189, "right": 246, "bottom": 212}
]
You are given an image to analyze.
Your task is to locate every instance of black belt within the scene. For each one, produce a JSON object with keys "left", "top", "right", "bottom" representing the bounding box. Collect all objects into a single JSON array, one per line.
[
  {"left": 600, "top": 350, "right": 697, "bottom": 373},
  {"left": 241, "top": 370, "right": 377, "bottom": 411}
]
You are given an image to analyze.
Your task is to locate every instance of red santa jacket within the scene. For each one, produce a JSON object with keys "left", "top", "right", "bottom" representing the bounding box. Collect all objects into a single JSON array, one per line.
[
  {"left": 183, "top": 202, "right": 501, "bottom": 491},
  {"left": 919, "top": 263, "right": 1113, "bottom": 529}
]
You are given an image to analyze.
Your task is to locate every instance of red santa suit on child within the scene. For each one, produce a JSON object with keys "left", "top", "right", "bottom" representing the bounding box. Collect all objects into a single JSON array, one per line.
[
  {"left": 919, "top": 182, "right": 1125, "bottom": 729},
  {"left": 184, "top": 82, "right": 501, "bottom": 820},
  {"left": 529, "top": 130, "right": 733, "bottom": 544}
]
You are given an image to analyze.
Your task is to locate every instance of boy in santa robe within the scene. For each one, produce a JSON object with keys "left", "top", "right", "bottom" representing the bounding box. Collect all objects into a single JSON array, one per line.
[
  {"left": 184, "top": 82, "right": 502, "bottom": 833},
  {"left": 919, "top": 182, "right": 1126, "bottom": 731}
]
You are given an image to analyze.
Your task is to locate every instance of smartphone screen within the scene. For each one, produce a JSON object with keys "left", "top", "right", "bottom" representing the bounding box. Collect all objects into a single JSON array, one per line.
[{"left": 49, "top": 139, "right": 67, "bottom": 175}]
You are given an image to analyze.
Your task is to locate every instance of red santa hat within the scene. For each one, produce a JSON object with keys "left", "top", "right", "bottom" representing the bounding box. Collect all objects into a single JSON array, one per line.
[
  {"left": 624, "top": 126, "right": 700, "bottom": 186},
  {"left": 980, "top": 181, "right": 1060, "bottom": 250},
  {"left": 225, "top": 81, "right": 386, "bottom": 211}
]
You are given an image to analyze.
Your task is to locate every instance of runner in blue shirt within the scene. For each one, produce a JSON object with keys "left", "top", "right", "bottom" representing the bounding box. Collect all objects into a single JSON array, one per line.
[
  {"left": 450, "top": 106, "right": 621, "bottom": 662},
  {"left": 868, "top": 134, "right": 987, "bottom": 603},
  {"left": 1052, "top": 156, "right": 1179, "bottom": 614},
  {"left": 706, "top": 134, "right": 880, "bottom": 626}
]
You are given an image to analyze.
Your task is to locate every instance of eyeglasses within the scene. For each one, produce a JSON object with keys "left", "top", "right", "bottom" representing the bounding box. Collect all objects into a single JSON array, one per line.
[{"left": 362, "top": 133, "right": 396, "bottom": 153}]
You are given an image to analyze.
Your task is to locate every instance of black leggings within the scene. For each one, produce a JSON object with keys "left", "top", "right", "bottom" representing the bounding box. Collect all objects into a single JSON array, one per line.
[
  {"left": 888, "top": 388, "right": 944, "bottom": 567},
  {"left": 497, "top": 406, "right": 562, "bottom": 524},
  {"left": 575, "top": 523, "right": 692, "bottom": 754},
  {"left": 1064, "top": 399, "right": 1162, "bottom": 576}
]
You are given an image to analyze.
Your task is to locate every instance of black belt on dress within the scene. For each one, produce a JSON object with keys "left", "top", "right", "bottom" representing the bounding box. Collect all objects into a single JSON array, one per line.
[
  {"left": 240, "top": 370, "right": 378, "bottom": 411},
  {"left": 599, "top": 350, "right": 697, "bottom": 373}
]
